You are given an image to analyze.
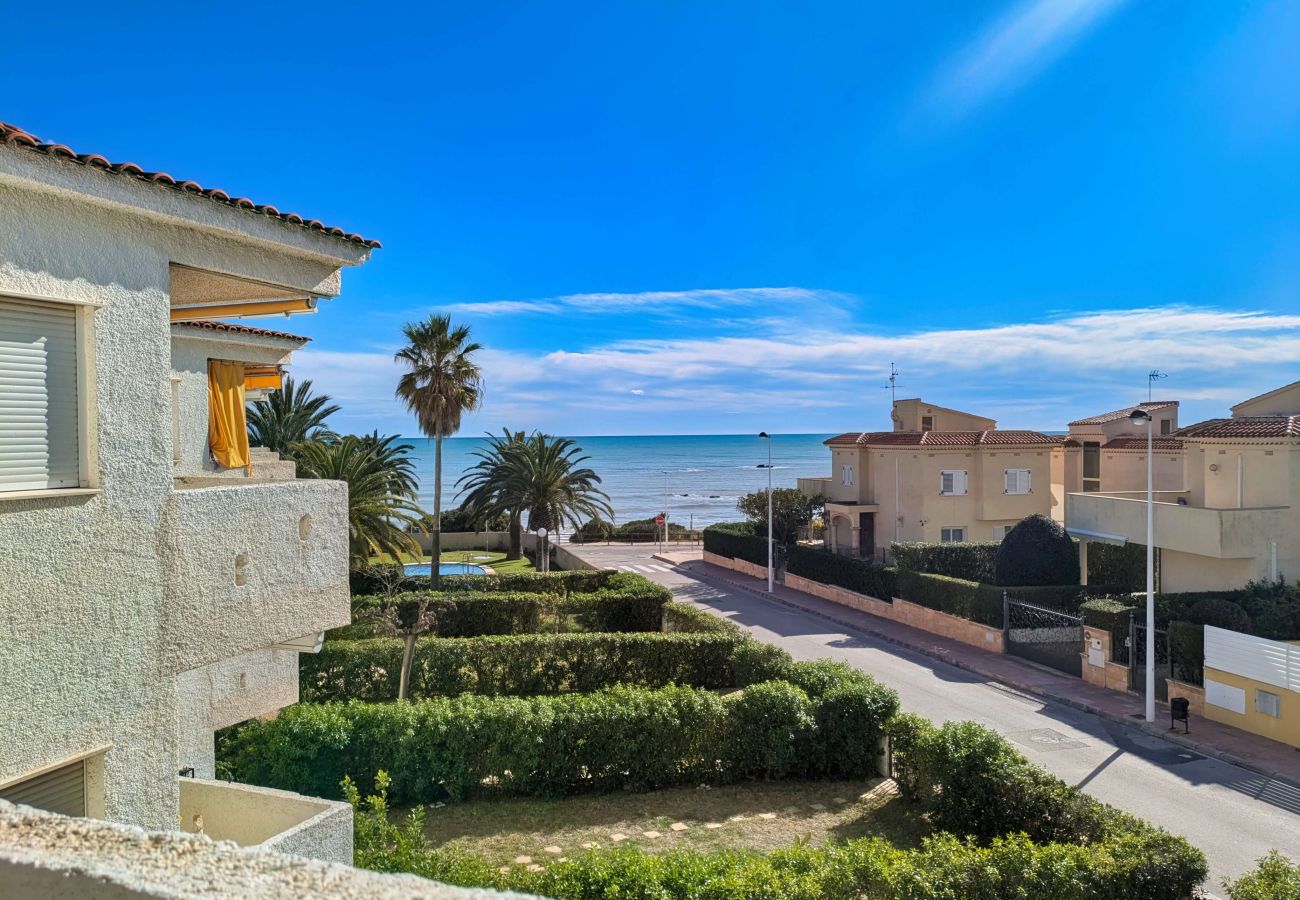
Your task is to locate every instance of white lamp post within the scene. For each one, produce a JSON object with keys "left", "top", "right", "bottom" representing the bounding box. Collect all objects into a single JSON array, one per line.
[
  {"left": 759, "top": 432, "right": 773, "bottom": 592},
  {"left": 1129, "top": 407, "right": 1155, "bottom": 722},
  {"left": 536, "top": 527, "right": 549, "bottom": 574}
]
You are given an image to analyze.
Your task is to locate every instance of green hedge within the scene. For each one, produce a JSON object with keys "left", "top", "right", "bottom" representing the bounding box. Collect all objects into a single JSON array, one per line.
[
  {"left": 703, "top": 521, "right": 770, "bottom": 567},
  {"left": 222, "top": 671, "right": 900, "bottom": 804},
  {"left": 896, "top": 571, "right": 1004, "bottom": 628},
  {"left": 661, "top": 602, "right": 739, "bottom": 634},
  {"left": 1081, "top": 598, "right": 1136, "bottom": 660},
  {"left": 1224, "top": 851, "right": 1300, "bottom": 899},
  {"left": 301, "top": 632, "right": 793, "bottom": 701},
  {"left": 891, "top": 541, "right": 998, "bottom": 583},
  {"left": 350, "top": 573, "right": 672, "bottom": 637},
  {"left": 786, "top": 545, "right": 898, "bottom": 599},
  {"left": 1085, "top": 541, "right": 1146, "bottom": 593}
]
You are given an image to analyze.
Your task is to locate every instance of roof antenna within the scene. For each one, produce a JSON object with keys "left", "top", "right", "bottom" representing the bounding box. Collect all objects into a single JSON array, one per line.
[
  {"left": 1148, "top": 369, "right": 1167, "bottom": 402},
  {"left": 881, "top": 362, "right": 902, "bottom": 406}
]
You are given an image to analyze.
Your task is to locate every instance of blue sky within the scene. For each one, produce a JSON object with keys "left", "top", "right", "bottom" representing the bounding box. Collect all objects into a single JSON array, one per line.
[{"left": 6, "top": 1, "right": 1300, "bottom": 436}]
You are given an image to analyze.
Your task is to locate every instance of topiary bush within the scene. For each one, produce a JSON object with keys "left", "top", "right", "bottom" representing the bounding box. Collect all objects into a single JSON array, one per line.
[
  {"left": 1186, "top": 596, "right": 1252, "bottom": 633},
  {"left": 726, "top": 681, "right": 816, "bottom": 779},
  {"left": 993, "top": 514, "right": 1080, "bottom": 587}
]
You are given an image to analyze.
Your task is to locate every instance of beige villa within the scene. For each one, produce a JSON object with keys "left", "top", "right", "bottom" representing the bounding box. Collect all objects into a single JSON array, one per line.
[
  {"left": 801, "top": 399, "right": 1058, "bottom": 559},
  {"left": 0, "top": 121, "right": 373, "bottom": 863},
  {"left": 1067, "top": 381, "right": 1300, "bottom": 592}
]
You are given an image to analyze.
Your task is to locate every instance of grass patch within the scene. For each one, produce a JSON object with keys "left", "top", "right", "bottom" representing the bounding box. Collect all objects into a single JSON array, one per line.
[{"left": 409, "top": 779, "right": 928, "bottom": 865}]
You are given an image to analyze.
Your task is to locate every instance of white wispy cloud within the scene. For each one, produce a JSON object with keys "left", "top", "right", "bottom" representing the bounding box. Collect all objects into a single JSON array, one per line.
[
  {"left": 293, "top": 304, "right": 1300, "bottom": 434},
  {"left": 438, "top": 286, "right": 848, "bottom": 317},
  {"left": 923, "top": 0, "right": 1126, "bottom": 120}
]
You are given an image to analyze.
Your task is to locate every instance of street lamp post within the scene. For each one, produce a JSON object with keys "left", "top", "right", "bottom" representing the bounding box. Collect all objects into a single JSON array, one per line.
[
  {"left": 536, "top": 527, "right": 549, "bottom": 574},
  {"left": 1130, "top": 407, "right": 1155, "bottom": 722},
  {"left": 759, "top": 432, "right": 773, "bottom": 592}
]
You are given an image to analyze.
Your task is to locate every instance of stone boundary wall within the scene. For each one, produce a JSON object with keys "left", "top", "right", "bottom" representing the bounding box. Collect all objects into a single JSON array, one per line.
[
  {"left": 1167, "top": 678, "right": 1205, "bottom": 717},
  {"left": 707, "top": 552, "right": 1004, "bottom": 653}
]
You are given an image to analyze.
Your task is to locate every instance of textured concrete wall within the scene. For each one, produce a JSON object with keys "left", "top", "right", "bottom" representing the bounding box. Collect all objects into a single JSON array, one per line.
[
  {"left": 176, "top": 649, "right": 300, "bottom": 778},
  {"left": 178, "top": 778, "right": 353, "bottom": 864},
  {"left": 0, "top": 801, "right": 534, "bottom": 899},
  {"left": 0, "top": 156, "right": 359, "bottom": 832}
]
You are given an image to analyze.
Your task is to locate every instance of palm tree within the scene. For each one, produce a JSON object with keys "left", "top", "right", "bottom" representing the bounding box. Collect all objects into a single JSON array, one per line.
[
  {"left": 394, "top": 315, "right": 484, "bottom": 589},
  {"left": 458, "top": 431, "right": 614, "bottom": 562},
  {"left": 295, "top": 434, "right": 425, "bottom": 568},
  {"left": 247, "top": 376, "right": 340, "bottom": 456},
  {"left": 457, "top": 429, "right": 528, "bottom": 559}
]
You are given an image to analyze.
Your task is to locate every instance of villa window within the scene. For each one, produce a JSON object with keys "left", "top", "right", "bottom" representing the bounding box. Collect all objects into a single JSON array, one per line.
[
  {"left": 1160, "top": 419, "right": 1172, "bottom": 435},
  {"left": 941, "top": 527, "right": 965, "bottom": 543},
  {"left": 921, "top": 415, "right": 934, "bottom": 432},
  {"left": 1004, "top": 468, "right": 1032, "bottom": 495},
  {"left": 1256, "top": 689, "right": 1281, "bottom": 718},
  {"left": 939, "top": 469, "right": 968, "bottom": 496},
  {"left": 993, "top": 524, "right": 1015, "bottom": 540},
  {"left": 0, "top": 296, "right": 82, "bottom": 493},
  {"left": 1082, "top": 441, "right": 1101, "bottom": 492},
  {"left": 841, "top": 464, "right": 854, "bottom": 486}
]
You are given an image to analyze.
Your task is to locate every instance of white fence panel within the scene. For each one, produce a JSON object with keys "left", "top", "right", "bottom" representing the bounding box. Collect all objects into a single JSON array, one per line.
[{"left": 1204, "top": 625, "right": 1300, "bottom": 691}]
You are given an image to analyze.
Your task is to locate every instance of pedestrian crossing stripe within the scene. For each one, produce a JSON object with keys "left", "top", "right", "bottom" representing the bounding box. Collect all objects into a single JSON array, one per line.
[{"left": 634, "top": 565, "right": 656, "bottom": 573}]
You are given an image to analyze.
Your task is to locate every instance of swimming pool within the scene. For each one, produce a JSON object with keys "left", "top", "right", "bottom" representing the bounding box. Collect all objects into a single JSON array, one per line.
[{"left": 403, "top": 563, "right": 488, "bottom": 576}]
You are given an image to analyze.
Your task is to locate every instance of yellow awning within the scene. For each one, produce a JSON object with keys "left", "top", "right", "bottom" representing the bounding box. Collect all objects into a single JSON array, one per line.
[{"left": 243, "top": 365, "right": 284, "bottom": 392}]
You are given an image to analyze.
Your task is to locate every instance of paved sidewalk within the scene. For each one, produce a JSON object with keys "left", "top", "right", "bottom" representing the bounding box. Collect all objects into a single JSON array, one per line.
[{"left": 683, "top": 559, "right": 1300, "bottom": 789}]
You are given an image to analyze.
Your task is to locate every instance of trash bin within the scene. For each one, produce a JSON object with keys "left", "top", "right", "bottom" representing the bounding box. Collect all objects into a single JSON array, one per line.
[{"left": 1170, "top": 697, "right": 1190, "bottom": 734}]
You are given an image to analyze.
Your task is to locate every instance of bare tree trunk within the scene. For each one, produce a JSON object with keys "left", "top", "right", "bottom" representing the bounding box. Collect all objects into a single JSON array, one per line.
[
  {"left": 508, "top": 511, "right": 522, "bottom": 560},
  {"left": 432, "top": 433, "right": 442, "bottom": 591},
  {"left": 398, "top": 632, "right": 416, "bottom": 700}
]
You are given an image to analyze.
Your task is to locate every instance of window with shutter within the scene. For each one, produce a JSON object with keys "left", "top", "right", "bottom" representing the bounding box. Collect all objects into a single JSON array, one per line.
[
  {"left": 0, "top": 759, "right": 86, "bottom": 817},
  {"left": 1004, "top": 468, "right": 1031, "bottom": 494},
  {"left": 940, "top": 469, "right": 967, "bottom": 495},
  {"left": 941, "top": 527, "right": 965, "bottom": 543},
  {"left": 0, "top": 297, "right": 81, "bottom": 492}
]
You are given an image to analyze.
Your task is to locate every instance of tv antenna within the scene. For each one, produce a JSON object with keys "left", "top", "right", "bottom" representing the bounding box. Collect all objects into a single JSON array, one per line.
[
  {"left": 1147, "top": 369, "right": 1168, "bottom": 402},
  {"left": 881, "top": 363, "right": 903, "bottom": 406}
]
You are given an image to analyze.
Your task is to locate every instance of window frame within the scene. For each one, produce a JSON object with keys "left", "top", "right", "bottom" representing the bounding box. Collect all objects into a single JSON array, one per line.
[
  {"left": 1256, "top": 689, "right": 1281, "bottom": 718},
  {"left": 841, "top": 463, "right": 854, "bottom": 487},
  {"left": 0, "top": 292, "right": 101, "bottom": 500},
  {"left": 940, "top": 526, "right": 966, "bottom": 543},
  {"left": 939, "top": 469, "right": 968, "bottom": 496}
]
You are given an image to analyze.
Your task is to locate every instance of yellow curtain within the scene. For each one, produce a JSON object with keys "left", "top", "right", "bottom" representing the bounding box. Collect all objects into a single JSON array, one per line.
[{"left": 208, "top": 360, "right": 250, "bottom": 469}]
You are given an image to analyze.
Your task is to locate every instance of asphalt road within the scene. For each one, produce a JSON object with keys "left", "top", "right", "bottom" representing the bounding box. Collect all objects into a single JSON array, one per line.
[{"left": 573, "top": 543, "right": 1300, "bottom": 890}]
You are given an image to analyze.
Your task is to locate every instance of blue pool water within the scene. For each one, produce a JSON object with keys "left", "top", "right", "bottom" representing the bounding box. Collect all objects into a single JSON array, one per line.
[{"left": 403, "top": 563, "right": 488, "bottom": 576}]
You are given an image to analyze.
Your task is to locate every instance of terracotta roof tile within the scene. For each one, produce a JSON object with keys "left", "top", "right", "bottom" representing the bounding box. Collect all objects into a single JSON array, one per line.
[
  {"left": 174, "top": 320, "right": 309, "bottom": 344},
  {"left": 1174, "top": 417, "right": 1300, "bottom": 440},
  {"left": 1068, "top": 401, "right": 1177, "bottom": 427},
  {"left": 1102, "top": 437, "right": 1183, "bottom": 451},
  {"left": 826, "top": 430, "right": 1058, "bottom": 447},
  {"left": 0, "top": 121, "right": 380, "bottom": 249}
]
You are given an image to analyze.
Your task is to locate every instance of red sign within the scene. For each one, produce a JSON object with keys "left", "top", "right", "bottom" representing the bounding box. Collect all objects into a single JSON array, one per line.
[{"left": 655, "top": 515, "right": 665, "bottom": 525}]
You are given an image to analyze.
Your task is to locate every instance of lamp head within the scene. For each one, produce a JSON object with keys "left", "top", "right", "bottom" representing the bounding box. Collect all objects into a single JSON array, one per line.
[
  {"left": 1129, "top": 408, "right": 1152, "bottom": 426},
  {"left": 759, "top": 431, "right": 770, "bottom": 439}
]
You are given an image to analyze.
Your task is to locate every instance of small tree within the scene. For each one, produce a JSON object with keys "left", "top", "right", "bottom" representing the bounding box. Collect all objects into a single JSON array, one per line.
[
  {"left": 361, "top": 594, "right": 447, "bottom": 700},
  {"left": 737, "top": 488, "right": 823, "bottom": 545},
  {"left": 992, "top": 514, "right": 1079, "bottom": 586}
]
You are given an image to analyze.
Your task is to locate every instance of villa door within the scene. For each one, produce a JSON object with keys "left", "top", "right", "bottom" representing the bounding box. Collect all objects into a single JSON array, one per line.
[{"left": 858, "top": 512, "right": 875, "bottom": 559}]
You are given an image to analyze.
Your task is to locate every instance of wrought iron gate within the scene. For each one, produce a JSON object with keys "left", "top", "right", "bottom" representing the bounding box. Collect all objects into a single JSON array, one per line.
[
  {"left": 1004, "top": 597, "right": 1083, "bottom": 677},
  {"left": 1128, "top": 620, "right": 1171, "bottom": 702}
]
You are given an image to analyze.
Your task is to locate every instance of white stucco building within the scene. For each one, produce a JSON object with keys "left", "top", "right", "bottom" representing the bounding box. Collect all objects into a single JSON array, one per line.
[{"left": 0, "top": 120, "right": 376, "bottom": 863}]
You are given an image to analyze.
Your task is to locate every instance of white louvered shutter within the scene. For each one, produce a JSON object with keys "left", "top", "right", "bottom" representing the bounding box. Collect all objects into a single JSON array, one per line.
[
  {"left": 0, "top": 760, "right": 86, "bottom": 816},
  {"left": 0, "top": 298, "right": 80, "bottom": 491},
  {"left": 1004, "top": 468, "right": 1031, "bottom": 494}
]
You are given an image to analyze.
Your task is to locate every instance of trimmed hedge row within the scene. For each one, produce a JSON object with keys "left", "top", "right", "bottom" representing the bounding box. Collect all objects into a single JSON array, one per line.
[
  {"left": 300, "top": 632, "right": 793, "bottom": 701},
  {"left": 703, "top": 522, "right": 770, "bottom": 567},
  {"left": 786, "top": 545, "right": 898, "bottom": 599},
  {"left": 349, "top": 572, "right": 673, "bottom": 637},
  {"left": 896, "top": 571, "right": 1004, "bottom": 628},
  {"left": 891, "top": 541, "right": 998, "bottom": 583},
  {"left": 349, "top": 565, "right": 617, "bottom": 597},
  {"left": 662, "top": 602, "right": 741, "bottom": 634},
  {"left": 223, "top": 664, "right": 900, "bottom": 804}
]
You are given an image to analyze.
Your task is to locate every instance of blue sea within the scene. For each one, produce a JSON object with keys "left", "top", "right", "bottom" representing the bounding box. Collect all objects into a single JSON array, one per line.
[{"left": 402, "top": 433, "right": 834, "bottom": 529}]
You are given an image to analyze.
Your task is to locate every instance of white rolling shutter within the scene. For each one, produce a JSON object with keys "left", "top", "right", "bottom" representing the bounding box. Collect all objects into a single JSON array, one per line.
[
  {"left": 0, "top": 298, "right": 80, "bottom": 491},
  {"left": 0, "top": 760, "right": 86, "bottom": 816}
]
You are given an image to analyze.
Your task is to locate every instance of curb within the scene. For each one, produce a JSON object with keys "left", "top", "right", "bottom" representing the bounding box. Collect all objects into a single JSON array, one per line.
[{"left": 681, "top": 561, "right": 1300, "bottom": 793}]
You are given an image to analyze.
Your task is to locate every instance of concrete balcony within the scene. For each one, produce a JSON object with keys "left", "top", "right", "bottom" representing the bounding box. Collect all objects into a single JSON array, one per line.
[
  {"left": 1067, "top": 491, "right": 1292, "bottom": 559},
  {"left": 158, "top": 478, "right": 350, "bottom": 674},
  {"left": 177, "top": 778, "right": 352, "bottom": 863},
  {"left": 798, "top": 476, "right": 832, "bottom": 497}
]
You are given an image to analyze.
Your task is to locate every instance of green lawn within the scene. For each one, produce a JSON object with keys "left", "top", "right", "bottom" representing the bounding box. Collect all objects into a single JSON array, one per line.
[{"left": 411, "top": 779, "right": 928, "bottom": 866}]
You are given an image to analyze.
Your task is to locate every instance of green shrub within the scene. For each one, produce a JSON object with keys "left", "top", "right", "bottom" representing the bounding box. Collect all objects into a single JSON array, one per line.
[
  {"left": 662, "top": 602, "right": 739, "bottom": 633},
  {"left": 886, "top": 712, "right": 939, "bottom": 803},
  {"left": 1086, "top": 541, "right": 1146, "bottom": 592},
  {"left": 349, "top": 565, "right": 617, "bottom": 597},
  {"left": 785, "top": 545, "right": 898, "bottom": 598},
  {"left": 896, "top": 571, "right": 1003, "bottom": 627},
  {"left": 892, "top": 541, "right": 998, "bottom": 582},
  {"left": 703, "top": 521, "right": 769, "bottom": 566},
  {"left": 1236, "top": 579, "right": 1300, "bottom": 640},
  {"left": 993, "top": 514, "right": 1080, "bottom": 586},
  {"left": 224, "top": 677, "right": 898, "bottom": 804},
  {"left": 815, "top": 682, "right": 897, "bottom": 778},
  {"left": 1187, "top": 596, "right": 1252, "bottom": 632},
  {"left": 301, "top": 632, "right": 775, "bottom": 701},
  {"left": 1167, "top": 620, "right": 1204, "bottom": 684},
  {"left": 352, "top": 591, "right": 549, "bottom": 637},
  {"left": 1224, "top": 851, "right": 1300, "bottom": 900},
  {"left": 725, "top": 681, "right": 815, "bottom": 779}
]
